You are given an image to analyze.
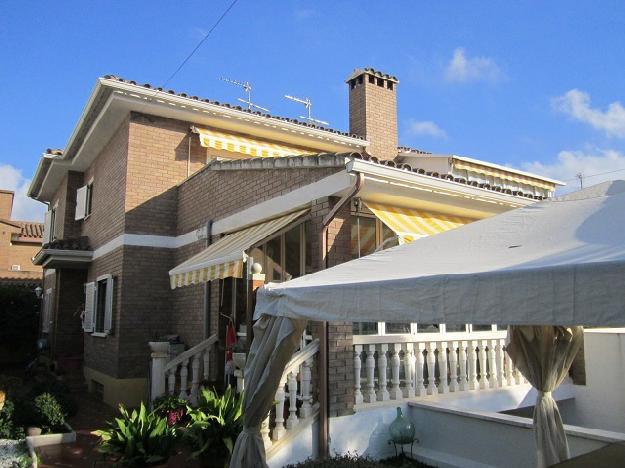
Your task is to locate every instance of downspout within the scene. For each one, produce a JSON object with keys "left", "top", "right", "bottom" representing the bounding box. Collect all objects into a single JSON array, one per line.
[
  {"left": 318, "top": 171, "right": 365, "bottom": 457},
  {"left": 203, "top": 220, "right": 213, "bottom": 339}
]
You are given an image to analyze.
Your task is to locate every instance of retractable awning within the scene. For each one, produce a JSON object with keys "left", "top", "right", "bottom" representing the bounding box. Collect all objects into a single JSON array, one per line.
[
  {"left": 169, "top": 209, "right": 308, "bottom": 289},
  {"left": 454, "top": 158, "right": 555, "bottom": 191},
  {"left": 363, "top": 201, "right": 473, "bottom": 242},
  {"left": 193, "top": 127, "right": 315, "bottom": 158}
]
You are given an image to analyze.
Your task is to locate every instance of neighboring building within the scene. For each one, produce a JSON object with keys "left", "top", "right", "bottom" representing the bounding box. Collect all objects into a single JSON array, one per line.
[
  {"left": 27, "top": 68, "right": 563, "bottom": 410},
  {"left": 0, "top": 190, "right": 43, "bottom": 286}
]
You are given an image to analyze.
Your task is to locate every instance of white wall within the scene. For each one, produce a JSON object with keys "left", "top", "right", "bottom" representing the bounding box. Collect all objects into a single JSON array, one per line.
[
  {"left": 408, "top": 401, "right": 625, "bottom": 468},
  {"left": 565, "top": 329, "right": 625, "bottom": 432},
  {"left": 267, "top": 419, "right": 319, "bottom": 468}
]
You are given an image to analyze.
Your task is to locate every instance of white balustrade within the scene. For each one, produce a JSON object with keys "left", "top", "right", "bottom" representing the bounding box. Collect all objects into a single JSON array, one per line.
[
  {"left": 352, "top": 334, "right": 527, "bottom": 407},
  {"left": 150, "top": 335, "right": 217, "bottom": 404}
]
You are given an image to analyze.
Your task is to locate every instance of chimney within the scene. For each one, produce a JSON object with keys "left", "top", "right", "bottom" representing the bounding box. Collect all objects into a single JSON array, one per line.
[
  {"left": 347, "top": 68, "right": 399, "bottom": 160},
  {"left": 0, "top": 190, "right": 14, "bottom": 220}
]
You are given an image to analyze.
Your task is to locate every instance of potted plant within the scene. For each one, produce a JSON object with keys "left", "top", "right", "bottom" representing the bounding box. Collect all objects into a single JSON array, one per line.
[
  {"left": 94, "top": 402, "right": 177, "bottom": 466},
  {"left": 184, "top": 386, "right": 243, "bottom": 468}
]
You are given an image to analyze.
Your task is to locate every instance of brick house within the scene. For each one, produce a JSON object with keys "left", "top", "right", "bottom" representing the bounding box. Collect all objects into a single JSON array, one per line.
[
  {"left": 0, "top": 190, "right": 43, "bottom": 286},
  {"left": 28, "top": 68, "right": 562, "bottom": 417}
]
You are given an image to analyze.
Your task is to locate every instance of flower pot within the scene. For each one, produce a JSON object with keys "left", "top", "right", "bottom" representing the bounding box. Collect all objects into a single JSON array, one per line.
[{"left": 27, "top": 427, "right": 42, "bottom": 436}]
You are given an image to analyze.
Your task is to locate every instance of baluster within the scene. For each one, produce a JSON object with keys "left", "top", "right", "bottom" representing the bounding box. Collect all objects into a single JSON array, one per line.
[
  {"left": 449, "top": 341, "right": 459, "bottom": 392},
  {"left": 459, "top": 341, "right": 468, "bottom": 391},
  {"left": 178, "top": 359, "right": 189, "bottom": 400},
  {"left": 190, "top": 355, "right": 201, "bottom": 405},
  {"left": 203, "top": 349, "right": 210, "bottom": 382},
  {"left": 300, "top": 358, "right": 313, "bottom": 418},
  {"left": 426, "top": 342, "right": 436, "bottom": 395},
  {"left": 488, "top": 341, "right": 498, "bottom": 388},
  {"left": 286, "top": 371, "right": 299, "bottom": 430},
  {"left": 167, "top": 367, "right": 176, "bottom": 395},
  {"left": 478, "top": 341, "right": 488, "bottom": 390},
  {"left": 495, "top": 339, "right": 505, "bottom": 387},
  {"left": 272, "top": 376, "right": 287, "bottom": 441},
  {"left": 377, "top": 344, "right": 390, "bottom": 401},
  {"left": 365, "top": 345, "right": 376, "bottom": 403},
  {"left": 467, "top": 340, "right": 478, "bottom": 390},
  {"left": 354, "top": 345, "right": 363, "bottom": 405},
  {"left": 504, "top": 346, "right": 514, "bottom": 386},
  {"left": 390, "top": 344, "right": 402, "bottom": 400},
  {"left": 416, "top": 343, "right": 426, "bottom": 397},
  {"left": 403, "top": 343, "right": 416, "bottom": 398},
  {"left": 437, "top": 342, "right": 449, "bottom": 394},
  {"left": 261, "top": 414, "right": 272, "bottom": 450}
]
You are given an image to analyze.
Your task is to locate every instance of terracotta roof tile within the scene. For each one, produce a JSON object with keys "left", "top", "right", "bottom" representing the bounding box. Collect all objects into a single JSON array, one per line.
[
  {"left": 17, "top": 222, "right": 44, "bottom": 238},
  {"left": 102, "top": 75, "right": 365, "bottom": 141}
]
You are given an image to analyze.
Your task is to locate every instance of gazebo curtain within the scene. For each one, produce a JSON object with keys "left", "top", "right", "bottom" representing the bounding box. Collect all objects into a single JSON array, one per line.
[
  {"left": 229, "top": 314, "right": 306, "bottom": 468},
  {"left": 506, "top": 326, "right": 584, "bottom": 468}
]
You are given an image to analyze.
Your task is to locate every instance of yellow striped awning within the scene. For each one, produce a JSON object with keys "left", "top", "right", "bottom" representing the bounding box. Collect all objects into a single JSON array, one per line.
[
  {"left": 364, "top": 201, "right": 473, "bottom": 243},
  {"left": 453, "top": 159, "right": 555, "bottom": 191},
  {"left": 169, "top": 209, "right": 308, "bottom": 289},
  {"left": 194, "top": 127, "right": 315, "bottom": 158}
]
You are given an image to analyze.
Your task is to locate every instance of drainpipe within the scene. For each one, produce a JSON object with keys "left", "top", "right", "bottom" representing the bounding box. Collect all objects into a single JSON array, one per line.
[
  {"left": 203, "top": 220, "right": 213, "bottom": 339},
  {"left": 318, "top": 172, "right": 365, "bottom": 457}
]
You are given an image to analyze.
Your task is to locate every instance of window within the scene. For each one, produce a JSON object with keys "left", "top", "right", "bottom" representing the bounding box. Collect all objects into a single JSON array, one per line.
[
  {"left": 248, "top": 222, "right": 307, "bottom": 282},
  {"left": 85, "top": 182, "right": 93, "bottom": 217},
  {"left": 43, "top": 206, "right": 57, "bottom": 243},
  {"left": 10, "top": 265, "right": 21, "bottom": 271},
  {"left": 83, "top": 275, "right": 113, "bottom": 335}
]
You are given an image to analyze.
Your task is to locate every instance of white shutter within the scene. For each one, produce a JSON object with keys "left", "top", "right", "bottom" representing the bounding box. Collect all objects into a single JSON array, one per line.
[
  {"left": 83, "top": 282, "right": 95, "bottom": 332},
  {"left": 103, "top": 275, "right": 114, "bottom": 334},
  {"left": 42, "top": 289, "right": 53, "bottom": 333},
  {"left": 43, "top": 211, "right": 52, "bottom": 244},
  {"left": 75, "top": 185, "right": 87, "bottom": 220}
]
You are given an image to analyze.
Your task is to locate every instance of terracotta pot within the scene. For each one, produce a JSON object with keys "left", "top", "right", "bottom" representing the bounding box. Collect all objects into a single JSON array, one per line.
[{"left": 27, "top": 426, "right": 42, "bottom": 436}]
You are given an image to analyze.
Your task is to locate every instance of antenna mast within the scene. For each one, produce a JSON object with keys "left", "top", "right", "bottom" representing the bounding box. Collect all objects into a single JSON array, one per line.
[
  {"left": 284, "top": 94, "right": 329, "bottom": 126},
  {"left": 220, "top": 77, "right": 270, "bottom": 113}
]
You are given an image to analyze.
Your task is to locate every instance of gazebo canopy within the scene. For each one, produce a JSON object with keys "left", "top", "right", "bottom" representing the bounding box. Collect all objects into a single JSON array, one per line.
[{"left": 256, "top": 180, "right": 625, "bottom": 326}]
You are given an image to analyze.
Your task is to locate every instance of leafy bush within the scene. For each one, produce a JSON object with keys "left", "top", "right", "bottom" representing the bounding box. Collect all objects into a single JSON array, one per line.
[
  {"left": 0, "top": 400, "right": 25, "bottom": 440},
  {"left": 94, "top": 402, "right": 177, "bottom": 466},
  {"left": 29, "top": 377, "right": 77, "bottom": 418},
  {"left": 184, "top": 386, "right": 243, "bottom": 467},
  {"left": 284, "top": 454, "right": 433, "bottom": 467},
  {"left": 31, "top": 393, "right": 66, "bottom": 433}
]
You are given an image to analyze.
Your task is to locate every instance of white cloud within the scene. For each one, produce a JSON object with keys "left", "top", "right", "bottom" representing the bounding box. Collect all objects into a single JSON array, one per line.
[
  {"left": 444, "top": 48, "right": 503, "bottom": 83},
  {"left": 0, "top": 164, "right": 46, "bottom": 222},
  {"left": 406, "top": 119, "right": 447, "bottom": 139},
  {"left": 552, "top": 89, "right": 625, "bottom": 138},
  {"left": 522, "top": 148, "right": 625, "bottom": 193}
]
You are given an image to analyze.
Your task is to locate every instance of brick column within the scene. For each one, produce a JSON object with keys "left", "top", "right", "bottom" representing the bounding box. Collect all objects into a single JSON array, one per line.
[{"left": 309, "top": 197, "right": 355, "bottom": 417}]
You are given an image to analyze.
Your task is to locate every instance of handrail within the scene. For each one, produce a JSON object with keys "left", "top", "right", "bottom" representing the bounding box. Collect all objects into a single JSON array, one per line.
[
  {"left": 283, "top": 338, "right": 320, "bottom": 377},
  {"left": 164, "top": 334, "right": 218, "bottom": 374},
  {"left": 353, "top": 330, "right": 507, "bottom": 346}
]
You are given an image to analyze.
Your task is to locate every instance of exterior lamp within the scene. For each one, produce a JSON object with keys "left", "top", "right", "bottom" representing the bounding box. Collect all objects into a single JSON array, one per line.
[
  {"left": 34, "top": 286, "right": 43, "bottom": 299},
  {"left": 388, "top": 407, "right": 418, "bottom": 457}
]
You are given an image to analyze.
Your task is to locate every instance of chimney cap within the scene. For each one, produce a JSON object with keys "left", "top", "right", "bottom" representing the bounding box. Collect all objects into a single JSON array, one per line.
[{"left": 345, "top": 67, "right": 399, "bottom": 84}]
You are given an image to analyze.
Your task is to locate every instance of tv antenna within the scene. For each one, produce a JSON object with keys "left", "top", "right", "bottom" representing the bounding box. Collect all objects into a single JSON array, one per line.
[
  {"left": 284, "top": 94, "right": 329, "bottom": 126},
  {"left": 220, "top": 77, "right": 270, "bottom": 113},
  {"left": 576, "top": 172, "right": 584, "bottom": 189}
]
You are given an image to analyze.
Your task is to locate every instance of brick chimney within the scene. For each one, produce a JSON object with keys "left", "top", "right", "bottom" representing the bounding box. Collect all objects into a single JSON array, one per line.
[
  {"left": 347, "top": 68, "right": 399, "bottom": 160},
  {"left": 0, "top": 190, "right": 14, "bottom": 220}
]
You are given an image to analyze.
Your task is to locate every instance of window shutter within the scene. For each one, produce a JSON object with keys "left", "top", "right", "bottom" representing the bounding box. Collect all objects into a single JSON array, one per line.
[
  {"left": 42, "top": 289, "right": 53, "bottom": 333},
  {"left": 83, "top": 282, "right": 95, "bottom": 332},
  {"left": 75, "top": 185, "right": 87, "bottom": 220},
  {"left": 43, "top": 211, "right": 52, "bottom": 244},
  {"left": 103, "top": 276, "right": 114, "bottom": 335}
]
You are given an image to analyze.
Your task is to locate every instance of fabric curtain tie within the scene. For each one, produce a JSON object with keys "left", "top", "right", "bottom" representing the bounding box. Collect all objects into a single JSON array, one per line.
[{"left": 537, "top": 391, "right": 552, "bottom": 399}]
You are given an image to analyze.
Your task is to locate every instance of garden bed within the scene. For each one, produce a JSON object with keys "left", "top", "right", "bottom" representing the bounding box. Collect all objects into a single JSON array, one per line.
[
  {"left": 0, "top": 439, "right": 30, "bottom": 467},
  {"left": 285, "top": 454, "right": 434, "bottom": 468}
]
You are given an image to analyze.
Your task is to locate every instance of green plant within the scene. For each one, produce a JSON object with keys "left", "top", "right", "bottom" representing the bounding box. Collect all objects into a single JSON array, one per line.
[
  {"left": 0, "top": 399, "right": 25, "bottom": 439},
  {"left": 32, "top": 392, "right": 66, "bottom": 433},
  {"left": 94, "top": 402, "right": 177, "bottom": 466},
  {"left": 184, "top": 386, "right": 243, "bottom": 467},
  {"left": 153, "top": 395, "right": 189, "bottom": 429}
]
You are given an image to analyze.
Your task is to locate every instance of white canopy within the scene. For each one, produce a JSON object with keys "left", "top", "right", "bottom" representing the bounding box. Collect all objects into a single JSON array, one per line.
[{"left": 256, "top": 180, "right": 625, "bottom": 326}]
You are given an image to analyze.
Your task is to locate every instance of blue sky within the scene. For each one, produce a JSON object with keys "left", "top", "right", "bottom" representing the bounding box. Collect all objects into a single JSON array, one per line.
[{"left": 2, "top": 0, "right": 625, "bottom": 220}]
